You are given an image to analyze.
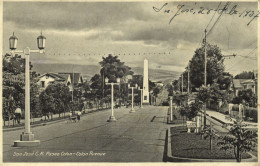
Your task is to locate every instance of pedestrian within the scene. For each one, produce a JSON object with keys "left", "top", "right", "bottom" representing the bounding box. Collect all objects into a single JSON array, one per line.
[
  {"left": 69, "top": 111, "right": 72, "bottom": 119},
  {"left": 14, "top": 107, "right": 22, "bottom": 124},
  {"left": 77, "top": 111, "right": 82, "bottom": 122}
]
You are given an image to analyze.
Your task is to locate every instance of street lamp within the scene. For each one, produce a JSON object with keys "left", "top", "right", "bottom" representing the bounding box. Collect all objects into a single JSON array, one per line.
[
  {"left": 105, "top": 77, "right": 120, "bottom": 122},
  {"left": 169, "top": 96, "right": 173, "bottom": 122},
  {"left": 10, "top": 32, "right": 46, "bottom": 147},
  {"left": 128, "top": 83, "right": 138, "bottom": 113},
  {"left": 138, "top": 87, "right": 143, "bottom": 108}
]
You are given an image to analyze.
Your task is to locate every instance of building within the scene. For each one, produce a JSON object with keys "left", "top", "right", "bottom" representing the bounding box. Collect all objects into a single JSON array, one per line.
[
  {"left": 232, "top": 79, "right": 257, "bottom": 96},
  {"left": 58, "top": 73, "right": 84, "bottom": 86},
  {"left": 37, "top": 73, "right": 72, "bottom": 91}
]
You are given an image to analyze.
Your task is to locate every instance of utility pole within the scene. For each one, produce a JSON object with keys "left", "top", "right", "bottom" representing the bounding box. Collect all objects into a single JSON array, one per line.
[
  {"left": 187, "top": 63, "right": 190, "bottom": 94},
  {"left": 181, "top": 74, "right": 183, "bottom": 93},
  {"left": 102, "top": 69, "right": 104, "bottom": 99},
  {"left": 204, "top": 29, "right": 207, "bottom": 128},
  {"left": 72, "top": 64, "right": 74, "bottom": 102}
]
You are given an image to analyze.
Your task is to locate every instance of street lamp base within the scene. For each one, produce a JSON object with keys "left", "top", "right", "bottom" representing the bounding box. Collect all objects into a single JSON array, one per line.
[
  {"left": 108, "top": 116, "right": 117, "bottom": 122},
  {"left": 14, "top": 133, "right": 40, "bottom": 147},
  {"left": 129, "top": 109, "right": 135, "bottom": 113},
  {"left": 14, "top": 140, "right": 40, "bottom": 147}
]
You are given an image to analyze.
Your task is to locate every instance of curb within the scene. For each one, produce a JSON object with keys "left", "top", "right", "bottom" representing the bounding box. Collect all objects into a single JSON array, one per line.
[
  {"left": 3, "top": 108, "right": 110, "bottom": 132},
  {"left": 166, "top": 127, "right": 257, "bottom": 162}
]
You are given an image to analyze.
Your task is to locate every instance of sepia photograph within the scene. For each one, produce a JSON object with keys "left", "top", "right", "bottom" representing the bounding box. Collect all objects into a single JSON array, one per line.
[{"left": 1, "top": 0, "right": 258, "bottom": 163}]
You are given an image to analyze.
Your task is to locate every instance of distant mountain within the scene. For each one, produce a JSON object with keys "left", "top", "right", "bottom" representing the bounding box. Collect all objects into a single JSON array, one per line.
[{"left": 32, "top": 63, "right": 180, "bottom": 82}]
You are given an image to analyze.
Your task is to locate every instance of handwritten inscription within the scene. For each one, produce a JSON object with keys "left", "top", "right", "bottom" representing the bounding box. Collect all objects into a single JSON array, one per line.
[
  {"left": 13, "top": 151, "right": 106, "bottom": 157},
  {"left": 153, "top": 2, "right": 259, "bottom": 26}
]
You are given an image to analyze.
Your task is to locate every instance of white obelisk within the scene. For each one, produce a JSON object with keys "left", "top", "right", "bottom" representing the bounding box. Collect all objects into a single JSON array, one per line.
[{"left": 143, "top": 58, "right": 149, "bottom": 104}]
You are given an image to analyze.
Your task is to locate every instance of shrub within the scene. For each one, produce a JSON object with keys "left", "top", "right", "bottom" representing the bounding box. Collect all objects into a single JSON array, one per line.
[{"left": 232, "top": 105, "right": 239, "bottom": 112}]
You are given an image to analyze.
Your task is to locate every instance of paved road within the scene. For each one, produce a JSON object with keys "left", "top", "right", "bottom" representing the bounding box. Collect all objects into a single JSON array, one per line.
[{"left": 3, "top": 105, "right": 168, "bottom": 162}]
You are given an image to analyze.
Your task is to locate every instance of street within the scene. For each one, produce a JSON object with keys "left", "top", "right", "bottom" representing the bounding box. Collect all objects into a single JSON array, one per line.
[{"left": 3, "top": 105, "right": 168, "bottom": 162}]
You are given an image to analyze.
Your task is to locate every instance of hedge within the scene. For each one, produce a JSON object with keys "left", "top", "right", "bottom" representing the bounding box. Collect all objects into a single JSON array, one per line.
[{"left": 245, "top": 107, "right": 258, "bottom": 123}]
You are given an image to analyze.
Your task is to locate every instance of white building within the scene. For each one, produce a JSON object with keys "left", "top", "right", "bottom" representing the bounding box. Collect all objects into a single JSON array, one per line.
[{"left": 37, "top": 73, "right": 72, "bottom": 91}]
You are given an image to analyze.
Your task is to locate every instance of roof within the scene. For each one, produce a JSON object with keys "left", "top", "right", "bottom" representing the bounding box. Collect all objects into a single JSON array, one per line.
[
  {"left": 233, "top": 79, "right": 255, "bottom": 88},
  {"left": 58, "top": 74, "right": 70, "bottom": 81},
  {"left": 58, "top": 73, "right": 82, "bottom": 84},
  {"left": 39, "top": 73, "right": 66, "bottom": 81}
]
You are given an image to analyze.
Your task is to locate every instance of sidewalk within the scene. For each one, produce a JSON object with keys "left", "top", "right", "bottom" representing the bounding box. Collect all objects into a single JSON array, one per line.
[
  {"left": 206, "top": 109, "right": 258, "bottom": 129},
  {"left": 3, "top": 107, "right": 110, "bottom": 132}
]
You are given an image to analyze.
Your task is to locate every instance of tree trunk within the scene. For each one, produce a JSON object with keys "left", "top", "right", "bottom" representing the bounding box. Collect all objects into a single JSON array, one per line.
[
  {"left": 210, "top": 136, "right": 212, "bottom": 150},
  {"left": 236, "top": 145, "right": 241, "bottom": 162}
]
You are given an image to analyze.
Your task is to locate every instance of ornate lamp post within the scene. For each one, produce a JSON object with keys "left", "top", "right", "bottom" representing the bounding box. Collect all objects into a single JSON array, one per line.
[
  {"left": 128, "top": 83, "right": 138, "bottom": 113},
  {"left": 10, "top": 32, "right": 46, "bottom": 147},
  {"left": 105, "top": 77, "right": 120, "bottom": 122},
  {"left": 138, "top": 87, "right": 143, "bottom": 108}
]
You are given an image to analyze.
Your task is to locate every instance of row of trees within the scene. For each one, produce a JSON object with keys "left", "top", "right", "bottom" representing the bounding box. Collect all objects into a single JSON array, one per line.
[{"left": 3, "top": 53, "right": 158, "bottom": 124}]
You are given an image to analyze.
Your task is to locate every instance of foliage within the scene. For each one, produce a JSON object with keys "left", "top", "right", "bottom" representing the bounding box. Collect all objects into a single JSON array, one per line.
[
  {"left": 166, "top": 83, "right": 173, "bottom": 96},
  {"left": 39, "top": 83, "right": 71, "bottom": 116},
  {"left": 217, "top": 118, "right": 258, "bottom": 162},
  {"left": 99, "top": 54, "right": 134, "bottom": 104},
  {"left": 197, "top": 83, "right": 225, "bottom": 104},
  {"left": 89, "top": 74, "right": 103, "bottom": 100},
  {"left": 3, "top": 53, "right": 40, "bottom": 120},
  {"left": 234, "top": 71, "right": 255, "bottom": 79},
  {"left": 190, "top": 43, "right": 224, "bottom": 88},
  {"left": 153, "top": 87, "right": 160, "bottom": 97},
  {"left": 186, "top": 100, "right": 203, "bottom": 120},
  {"left": 197, "top": 85, "right": 211, "bottom": 103},
  {"left": 232, "top": 89, "right": 257, "bottom": 107},
  {"left": 99, "top": 54, "right": 133, "bottom": 82},
  {"left": 178, "top": 100, "right": 202, "bottom": 120}
]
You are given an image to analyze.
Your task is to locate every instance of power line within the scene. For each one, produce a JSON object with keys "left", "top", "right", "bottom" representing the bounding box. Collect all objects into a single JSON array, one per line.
[
  {"left": 226, "top": 46, "right": 257, "bottom": 71},
  {"left": 37, "top": 52, "right": 173, "bottom": 57},
  {"left": 205, "top": 2, "right": 222, "bottom": 30},
  {"left": 207, "top": 2, "right": 230, "bottom": 37},
  {"left": 198, "top": 2, "right": 223, "bottom": 47}
]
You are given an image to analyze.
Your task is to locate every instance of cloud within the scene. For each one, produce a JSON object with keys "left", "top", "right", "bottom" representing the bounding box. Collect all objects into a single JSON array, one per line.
[{"left": 3, "top": 1, "right": 257, "bottom": 76}]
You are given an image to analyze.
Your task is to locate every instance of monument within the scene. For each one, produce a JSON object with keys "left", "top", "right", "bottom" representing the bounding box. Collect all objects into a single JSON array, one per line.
[{"left": 143, "top": 58, "right": 149, "bottom": 104}]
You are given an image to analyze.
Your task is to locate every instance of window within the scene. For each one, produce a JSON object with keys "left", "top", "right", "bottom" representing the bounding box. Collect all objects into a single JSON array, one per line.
[
  {"left": 144, "top": 96, "right": 147, "bottom": 100},
  {"left": 41, "top": 81, "right": 45, "bottom": 88}
]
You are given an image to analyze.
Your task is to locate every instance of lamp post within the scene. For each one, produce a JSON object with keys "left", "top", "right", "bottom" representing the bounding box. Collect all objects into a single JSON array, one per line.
[
  {"left": 105, "top": 77, "right": 120, "bottom": 122},
  {"left": 128, "top": 83, "right": 138, "bottom": 113},
  {"left": 138, "top": 87, "right": 143, "bottom": 108},
  {"left": 10, "top": 32, "right": 46, "bottom": 147},
  {"left": 169, "top": 96, "right": 173, "bottom": 122}
]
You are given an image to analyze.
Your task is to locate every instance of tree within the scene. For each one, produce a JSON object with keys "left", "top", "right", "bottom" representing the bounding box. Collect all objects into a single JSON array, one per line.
[
  {"left": 190, "top": 43, "right": 224, "bottom": 88},
  {"left": 217, "top": 118, "right": 257, "bottom": 162},
  {"left": 40, "top": 83, "right": 71, "bottom": 118},
  {"left": 186, "top": 100, "right": 202, "bottom": 120},
  {"left": 232, "top": 89, "right": 257, "bottom": 107},
  {"left": 166, "top": 83, "right": 173, "bottom": 96},
  {"left": 153, "top": 87, "right": 160, "bottom": 97},
  {"left": 99, "top": 54, "right": 133, "bottom": 104},
  {"left": 234, "top": 71, "right": 255, "bottom": 79},
  {"left": 3, "top": 53, "right": 39, "bottom": 125},
  {"left": 99, "top": 54, "right": 133, "bottom": 82}
]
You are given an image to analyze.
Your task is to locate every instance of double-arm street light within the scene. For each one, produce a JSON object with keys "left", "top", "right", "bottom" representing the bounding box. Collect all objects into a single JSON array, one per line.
[
  {"left": 9, "top": 32, "right": 46, "bottom": 147},
  {"left": 128, "top": 83, "right": 138, "bottom": 113},
  {"left": 105, "top": 77, "right": 120, "bottom": 122}
]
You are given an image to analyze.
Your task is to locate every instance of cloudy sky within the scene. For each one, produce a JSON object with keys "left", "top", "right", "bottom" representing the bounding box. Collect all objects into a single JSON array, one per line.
[{"left": 3, "top": 1, "right": 258, "bottom": 76}]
